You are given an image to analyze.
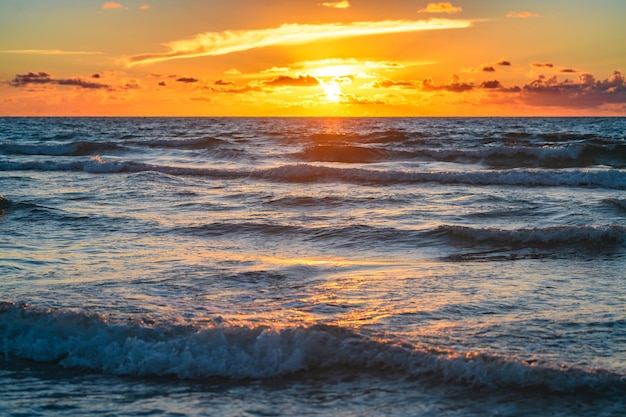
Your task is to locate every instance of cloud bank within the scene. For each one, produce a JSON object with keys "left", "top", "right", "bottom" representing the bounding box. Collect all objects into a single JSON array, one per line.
[{"left": 127, "top": 19, "right": 471, "bottom": 66}]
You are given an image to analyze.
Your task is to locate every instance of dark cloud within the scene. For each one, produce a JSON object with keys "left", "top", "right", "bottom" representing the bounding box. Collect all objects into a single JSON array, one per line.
[
  {"left": 421, "top": 77, "right": 474, "bottom": 93},
  {"left": 532, "top": 62, "right": 554, "bottom": 68},
  {"left": 497, "top": 60, "right": 512, "bottom": 66},
  {"left": 560, "top": 68, "right": 578, "bottom": 73},
  {"left": 263, "top": 75, "right": 320, "bottom": 87},
  {"left": 521, "top": 70, "right": 626, "bottom": 107},
  {"left": 8, "top": 72, "right": 54, "bottom": 86},
  {"left": 91, "top": 73, "right": 101, "bottom": 78},
  {"left": 158, "top": 81, "right": 167, "bottom": 86},
  {"left": 481, "top": 80, "right": 503, "bottom": 89},
  {"left": 482, "top": 66, "right": 496, "bottom": 72},
  {"left": 8, "top": 71, "right": 109, "bottom": 89},
  {"left": 214, "top": 79, "right": 234, "bottom": 86},
  {"left": 58, "top": 79, "right": 111, "bottom": 89},
  {"left": 176, "top": 77, "right": 199, "bottom": 83},
  {"left": 479, "top": 80, "right": 521, "bottom": 93}
]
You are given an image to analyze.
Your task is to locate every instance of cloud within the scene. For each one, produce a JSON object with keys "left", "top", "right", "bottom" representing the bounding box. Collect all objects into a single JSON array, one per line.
[
  {"left": 212, "top": 84, "right": 264, "bottom": 94},
  {"left": 366, "top": 79, "right": 417, "bottom": 89},
  {"left": 421, "top": 75, "right": 474, "bottom": 92},
  {"left": 532, "top": 62, "right": 554, "bottom": 68},
  {"left": 482, "top": 66, "right": 496, "bottom": 72},
  {"left": 224, "top": 68, "right": 242, "bottom": 75},
  {"left": 418, "top": 2, "right": 462, "bottom": 14},
  {"left": 127, "top": 19, "right": 471, "bottom": 66},
  {"left": 480, "top": 80, "right": 503, "bottom": 89},
  {"left": 523, "top": 71, "right": 626, "bottom": 108},
  {"left": 263, "top": 75, "right": 320, "bottom": 87},
  {"left": 140, "top": 4, "right": 150, "bottom": 10},
  {"left": 560, "top": 68, "right": 579, "bottom": 73},
  {"left": 7, "top": 71, "right": 110, "bottom": 89},
  {"left": 319, "top": 0, "right": 350, "bottom": 8},
  {"left": 214, "top": 79, "right": 235, "bottom": 86},
  {"left": 497, "top": 60, "right": 512, "bottom": 66},
  {"left": 176, "top": 77, "right": 199, "bottom": 83},
  {"left": 102, "top": 2, "right": 126, "bottom": 9},
  {"left": 506, "top": 11, "right": 540, "bottom": 18},
  {"left": 0, "top": 49, "right": 102, "bottom": 55},
  {"left": 365, "top": 61, "right": 405, "bottom": 69}
]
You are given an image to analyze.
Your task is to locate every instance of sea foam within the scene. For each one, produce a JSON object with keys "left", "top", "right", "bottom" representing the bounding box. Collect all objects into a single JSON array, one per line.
[{"left": 1, "top": 302, "right": 624, "bottom": 394}]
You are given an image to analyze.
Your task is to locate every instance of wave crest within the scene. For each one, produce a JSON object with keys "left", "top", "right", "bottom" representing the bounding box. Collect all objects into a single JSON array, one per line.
[{"left": 1, "top": 303, "right": 624, "bottom": 393}]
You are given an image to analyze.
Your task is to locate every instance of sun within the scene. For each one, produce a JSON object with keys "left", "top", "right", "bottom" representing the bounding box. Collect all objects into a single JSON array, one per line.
[{"left": 323, "top": 83, "right": 343, "bottom": 102}]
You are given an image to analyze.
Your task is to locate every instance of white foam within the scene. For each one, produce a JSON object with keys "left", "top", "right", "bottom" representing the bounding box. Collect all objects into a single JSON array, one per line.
[{"left": 1, "top": 303, "right": 623, "bottom": 393}]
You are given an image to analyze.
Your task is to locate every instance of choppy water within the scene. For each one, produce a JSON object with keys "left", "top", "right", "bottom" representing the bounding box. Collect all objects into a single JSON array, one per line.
[{"left": 1, "top": 117, "right": 625, "bottom": 416}]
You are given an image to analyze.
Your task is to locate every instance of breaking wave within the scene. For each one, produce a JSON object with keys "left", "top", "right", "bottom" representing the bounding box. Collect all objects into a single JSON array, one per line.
[{"left": 1, "top": 302, "right": 624, "bottom": 394}]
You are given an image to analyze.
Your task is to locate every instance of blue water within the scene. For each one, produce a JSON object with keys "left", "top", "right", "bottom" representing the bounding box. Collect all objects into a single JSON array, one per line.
[{"left": 1, "top": 117, "right": 625, "bottom": 416}]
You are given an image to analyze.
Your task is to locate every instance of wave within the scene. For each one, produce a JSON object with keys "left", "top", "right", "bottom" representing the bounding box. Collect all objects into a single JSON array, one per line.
[
  {"left": 604, "top": 198, "right": 626, "bottom": 212},
  {"left": 290, "top": 144, "right": 390, "bottom": 163},
  {"left": 436, "top": 224, "right": 626, "bottom": 249},
  {"left": 132, "top": 136, "right": 229, "bottom": 150},
  {"left": 404, "top": 143, "right": 626, "bottom": 169},
  {"left": 0, "top": 141, "right": 122, "bottom": 156},
  {"left": 1, "top": 302, "right": 624, "bottom": 393},
  {"left": 260, "top": 165, "right": 626, "bottom": 189},
  {"left": 306, "top": 130, "right": 422, "bottom": 145},
  {"left": 2, "top": 159, "right": 625, "bottom": 189}
]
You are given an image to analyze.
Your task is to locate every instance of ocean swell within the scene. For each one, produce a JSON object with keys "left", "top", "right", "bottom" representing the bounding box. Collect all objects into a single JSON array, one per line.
[{"left": 1, "top": 302, "right": 624, "bottom": 394}]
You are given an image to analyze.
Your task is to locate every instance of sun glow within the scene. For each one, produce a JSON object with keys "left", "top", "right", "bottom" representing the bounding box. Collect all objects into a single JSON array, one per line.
[{"left": 323, "top": 83, "right": 343, "bottom": 102}]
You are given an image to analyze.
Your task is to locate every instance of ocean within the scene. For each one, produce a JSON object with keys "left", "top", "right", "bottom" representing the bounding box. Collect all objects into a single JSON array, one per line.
[{"left": 1, "top": 117, "right": 625, "bottom": 416}]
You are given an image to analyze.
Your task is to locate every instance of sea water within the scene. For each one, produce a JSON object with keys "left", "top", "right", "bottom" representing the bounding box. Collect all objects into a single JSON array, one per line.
[{"left": 1, "top": 117, "right": 625, "bottom": 416}]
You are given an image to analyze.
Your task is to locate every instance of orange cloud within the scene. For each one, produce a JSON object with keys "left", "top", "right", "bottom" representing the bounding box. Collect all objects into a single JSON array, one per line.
[
  {"left": 127, "top": 19, "right": 471, "bottom": 66},
  {"left": 319, "top": 0, "right": 350, "bottom": 8},
  {"left": 140, "top": 4, "right": 150, "bottom": 10},
  {"left": 418, "top": 2, "right": 462, "bottom": 14},
  {"left": 506, "top": 11, "right": 540, "bottom": 18},
  {"left": 102, "top": 2, "right": 125, "bottom": 9},
  {"left": 263, "top": 75, "right": 320, "bottom": 87}
]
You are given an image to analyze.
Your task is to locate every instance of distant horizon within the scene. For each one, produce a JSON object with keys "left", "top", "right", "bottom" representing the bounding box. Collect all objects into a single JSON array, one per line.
[{"left": 2, "top": 1, "right": 625, "bottom": 116}]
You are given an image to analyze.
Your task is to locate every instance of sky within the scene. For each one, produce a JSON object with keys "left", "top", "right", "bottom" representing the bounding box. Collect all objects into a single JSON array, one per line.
[{"left": 1, "top": 0, "right": 625, "bottom": 116}]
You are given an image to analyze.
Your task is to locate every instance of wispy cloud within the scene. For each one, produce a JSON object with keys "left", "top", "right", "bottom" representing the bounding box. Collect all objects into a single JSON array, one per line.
[
  {"left": 127, "top": 19, "right": 471, "bottom": 66},
  {"left": 0, "top": 49, "right": 102, "bottom": 55},
  {"left": 506, "top": 11, "right": 540, "bottom": 18},
  {"left": 102, "top": 2, "right": 126, "bottom": 10},
  {"left": 319, "top": 1, "right": 350, "bottom": 8},
  {"left": 418, "top": 3, "right": 462, "bottom": 14},
  {"left": 140, "top": 4, "right": 150, "bottom": 10}
]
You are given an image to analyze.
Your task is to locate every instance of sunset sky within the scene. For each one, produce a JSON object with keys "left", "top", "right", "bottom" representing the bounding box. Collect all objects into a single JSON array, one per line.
[{"left": 1, "top": 0, "right": 625, "bottom": 116}]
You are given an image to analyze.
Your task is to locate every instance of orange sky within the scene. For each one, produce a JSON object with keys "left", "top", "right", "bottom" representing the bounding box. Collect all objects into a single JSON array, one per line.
[{"left": 1, "top": 1, "right": 625, "bottom": 116}]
